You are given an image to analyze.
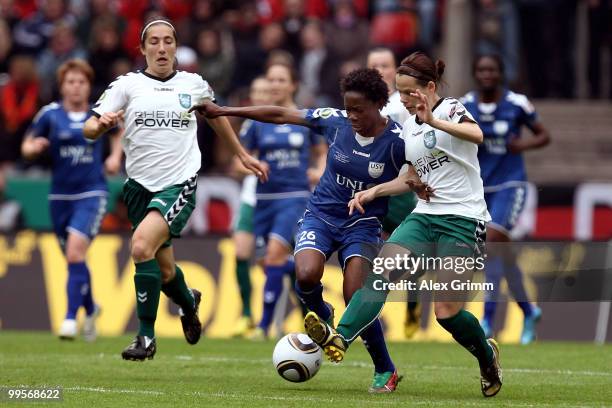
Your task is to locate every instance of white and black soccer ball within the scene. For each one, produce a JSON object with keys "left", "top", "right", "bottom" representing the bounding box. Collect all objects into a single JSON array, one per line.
[{"left": 272, "top": 333, "right": 323, "bottom": 382}]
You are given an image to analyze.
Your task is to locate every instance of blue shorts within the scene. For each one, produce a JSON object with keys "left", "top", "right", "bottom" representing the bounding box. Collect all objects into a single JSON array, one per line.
[
  {"left": 254, "top": 197, "right": 308, "bottom": 258},
  {"left": 50, "top": 195, "right": 108, "bottom": 247},
  {"left": 484, "top": 184, "right": 527, "bottom": 235},
  {"left": 294, "top": 211, "right": 383, "bottom": 270}
]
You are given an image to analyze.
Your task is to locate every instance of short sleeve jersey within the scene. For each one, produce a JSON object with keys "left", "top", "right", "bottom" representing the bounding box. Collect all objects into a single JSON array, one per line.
[
  {"left": 303, "top": 107, "right": 405, "bottom": 228},
  {"left": 461, "top": 89, "right": 538, "bottom": 187},
  {"left": 92, "top": 70, "right": 214, "bottom": 191},
  {"left": 402, "top": 98, "right": 490, "bottom": 222},
  {"left": 29, "top": 102, "right": 107, "bottom": 196},
  {"left": 240, "top": 119, "right": 322, "bottom": 199}
]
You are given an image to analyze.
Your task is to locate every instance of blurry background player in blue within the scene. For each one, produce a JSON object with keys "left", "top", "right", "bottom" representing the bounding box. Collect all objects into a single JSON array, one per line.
[
  {"left": 21, "top": 59, "right": 123, "bottom": 341},
  {"left": 461, "top": 54, "right": 551, "bottom": 344},
  {"left": 231, "top": 76, "right": 272, "bottom": 338},
  {"left": 190, "top": 68, "right": 431, "bottom": 393},
  {"left": 239, "top": 62, "right": 327, "bottom": 340}
]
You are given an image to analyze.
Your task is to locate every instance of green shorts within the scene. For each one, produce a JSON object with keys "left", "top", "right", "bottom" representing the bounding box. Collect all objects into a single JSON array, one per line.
[
  {"left": 234, "top": 202, "right": 254, "bottom": 233},
  {"left": 122, "top": 175, "right": 198, "bottom": 243},
  {"left": 382, "top": 192, "right": 417, "bottom": 234},
  {"left": 388, "top": 213, "right": 486, "bottom": 258}
]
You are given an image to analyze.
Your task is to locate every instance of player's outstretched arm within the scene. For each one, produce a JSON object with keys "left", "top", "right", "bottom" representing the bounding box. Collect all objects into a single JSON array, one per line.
[
  {"left": 189, "top": 100, "right": 310, "bottom": 127},
  {"left": 83, "top": 110, "right": 124, "bottom": 140},
  {"left": 205, "top": 115, "right": 269, "bottom": 182}
]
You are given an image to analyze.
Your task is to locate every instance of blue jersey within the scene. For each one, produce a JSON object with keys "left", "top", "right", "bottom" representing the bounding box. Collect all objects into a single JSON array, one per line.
[
  {"left": 461, "top": 89, "right": 538, "bottom": 187},
  {"left": 241, "top": 120, "right": 321, "bottom": 199},
  {"left": 303, "top": 108, "right": 405, "bottom": 228},
  {"left": 29, "top": 102, "right": 107, "bottom": 196}
]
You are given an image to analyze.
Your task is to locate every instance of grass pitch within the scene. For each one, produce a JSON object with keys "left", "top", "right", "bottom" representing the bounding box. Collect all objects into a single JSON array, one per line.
[{"left": 0, "top": 331, "right": 610, "bottom": 407}]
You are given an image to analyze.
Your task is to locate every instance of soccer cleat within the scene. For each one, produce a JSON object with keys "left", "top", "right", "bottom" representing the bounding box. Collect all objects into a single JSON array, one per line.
[
  {"left": 121, "top": 336, "right": 156, "bottom": 361},
  {"left": 232, "top": 316, "right": 255, "bottom": 338},
  {"left": 303, "top": 311, "right": 347, "bottom": 363},
  {"left": 480, "top": 318, "right": 493, "bottom": 339},
  {"left": 179, "top": 289, "right": 202, "bottom": 345},
  {"left": 369, "top": 369, "right": 403, "bottom": 393},
  {"left": 58, "top": 319, "right": 78, "bottom": 340},
  {"left": 246, "top": 327, "right": 267, "bottom": 341},
  {"left": 520, "top": 305, "right": 542, "bottom": 345},
  {"left": 82, "top": 305, "right": 101, "bottom": 342},
  {"left": 324, "top": 301, "right": 335, "bottom": 327},
  {"left": 404, "top": 303, "right": 421, "bottom": 339},
  {"left": 480, "top": 339, "right": 503, "bottom": 397}
]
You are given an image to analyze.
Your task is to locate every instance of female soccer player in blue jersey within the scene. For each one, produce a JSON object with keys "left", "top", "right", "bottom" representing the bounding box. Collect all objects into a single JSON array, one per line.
[
  {"left": 238, "top": 62, "right": 327, "bottom": 340},
  {"left": 462, "top": 54, "right": 551, "bottom": 344},
  {"left": 191, "top": 68, "right": 431, "bottom": 393},
  {"left": 21, "top": 59, "right": 123, "bottom": 341}
]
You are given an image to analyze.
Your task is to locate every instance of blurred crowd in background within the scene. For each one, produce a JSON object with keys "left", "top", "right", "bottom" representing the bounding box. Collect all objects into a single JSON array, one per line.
[{"left": 0, "top": 0, "right": 611, "bottom": 233}]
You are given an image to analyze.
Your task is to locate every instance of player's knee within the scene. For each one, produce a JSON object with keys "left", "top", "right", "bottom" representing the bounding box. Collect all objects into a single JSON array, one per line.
[
  {"left": 65, "top": 248, "right": 85, "bottom": 263},
  {"left": 296, "top": 263, "right": 322, "bottom": 290},
  {"left": 434, "top": 302, "right": 461, "bottom": 320},
  {"left": 131, "top": 237, "right": 155, "bottom": 262}
]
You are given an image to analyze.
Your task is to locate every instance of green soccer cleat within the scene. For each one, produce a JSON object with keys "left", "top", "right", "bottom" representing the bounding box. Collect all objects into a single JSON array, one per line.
[
  {"left": 303, "top": 311, "right": 347, "bottom": 363},
  {"left": 480, "top": 338, "right": 503, "bottom": 397},
  {"left": 369, "top": 369, "right": 402, "bottom": 393}
]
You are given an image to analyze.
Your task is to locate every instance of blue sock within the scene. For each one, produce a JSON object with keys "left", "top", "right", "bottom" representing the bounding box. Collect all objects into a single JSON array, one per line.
[
  {"left": 505, "top": 262, "right": 533, "bottom": 317},
  {"left": 361, "top": 319, "right": 395, "bottom": 374},
  {"left": 258, "top": 263, "right": 289, "bottom": 332},
  {"left": 294, "top": 282, "right": 331, "bottom": 322},
  {"left": 483, "top": 255, "right": 504, "bottom": 323},
  {"left": 66, "top": 262, "right": 89, "bottom": 319}
]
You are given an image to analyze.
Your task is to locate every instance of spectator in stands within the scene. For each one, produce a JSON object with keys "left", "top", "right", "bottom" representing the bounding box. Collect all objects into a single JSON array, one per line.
[
  {"left": 88, "top": 17, "right": 129, "bottom": 99},
  {"left": 324, "top": 0, "right": 369, "bottom": 65},
  {"left": 75, "top": 0, "right": 125, "bottom": 50},
  {"left": 37, "top": 22, "right": 87, "bottom": 103},
  {"left": 12, "top": 0, "right": 76, "bottom": 56},
  {"left": 417, "top": 0, "right": 438, "bottom": 54},
  {"left": 0, "top": 18, "right": 13, "bottom": 75},
  {"left": 281, "top": 0, "right": 307, "bottom": 62},
  {"left": 297, "top": 20, "right": 340, "bottom": 108},
  {"left": 0, "top": 55, "right": 39, "bottom": 167},
  {"left": 475, "top": 0, "right": 520, "bottom": 86},
  {"left": 196, "top": 27, "right": 235, "bottom": 100},
  {"left": 587, "top": 0, "right": 612, "bottom": 99},
  {"left": 0, "top": 0, "right": 22, "bottom": 29}
]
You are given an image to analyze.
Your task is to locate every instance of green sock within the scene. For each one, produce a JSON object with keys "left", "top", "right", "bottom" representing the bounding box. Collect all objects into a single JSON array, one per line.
[
  {"left": 336, "top": 272, "right": 390, "bottom": 343},
  {"left": 437, "top": 309, "right": 494, "bottom": 369},
  {"left": 134, "top": 259, "right": 162, "bottom": 338},
  {"left": 161, "top": 265, "right": 195, "bottom": 312},
  {"left": 236, "top": 259, "right": 252, "bottom": 317}
]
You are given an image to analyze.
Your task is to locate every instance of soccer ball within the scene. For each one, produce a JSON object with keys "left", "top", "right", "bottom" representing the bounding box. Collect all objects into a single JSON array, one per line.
[{"left": 272, "top": 333, "right": 323, "bottom": 382}]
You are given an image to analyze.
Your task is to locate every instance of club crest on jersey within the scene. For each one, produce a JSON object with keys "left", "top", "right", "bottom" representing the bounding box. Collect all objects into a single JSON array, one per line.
[
  {"left": 368, "top": 162, "right": 385, "bottom": 178},
  {"left": 179, "top": 93, "right": 192, "bottom": 109},
  {"left": 424, "top": 130, "right": 436, "bottom": 149},
  {"left": 288, "top": 132, "right": 304, "bottom": 147}
]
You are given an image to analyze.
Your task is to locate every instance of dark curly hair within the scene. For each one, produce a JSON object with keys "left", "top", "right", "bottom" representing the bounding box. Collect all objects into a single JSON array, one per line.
[{"left": 340, "top": 68, "right": 389, "bottom": 107}]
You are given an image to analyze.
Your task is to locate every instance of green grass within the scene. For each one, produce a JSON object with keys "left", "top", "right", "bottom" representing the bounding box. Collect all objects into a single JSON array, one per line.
[{"left": 0, "top": 332, "right": 610, "bottom": 407}]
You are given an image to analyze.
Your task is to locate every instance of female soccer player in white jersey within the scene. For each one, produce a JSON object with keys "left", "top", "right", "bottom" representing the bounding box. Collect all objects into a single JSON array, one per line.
[
  {"left": 82, "top": 17, "right": 268, "bottom": 361},
  {"left": 305, "top": 52, "right": 504, "bottom": 398},
  {"left": 22, "top": 59, "right": 123, "bottom": 342}
]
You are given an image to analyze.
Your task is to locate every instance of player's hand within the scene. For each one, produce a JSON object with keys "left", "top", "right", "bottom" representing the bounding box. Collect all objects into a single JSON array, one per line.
[
  {"left": 406, "top": 179, "right": 434, "bottom": 202},
  {"left": 410, "top": 89, "right": 433, "bottom": 124},
  {"left": 104, "top": 154, "right": 122, "bottom": 175},
  {"left": 99, "top": 110, "right": 124, "bottom": 131},
  {"left": 239, "top": 151, "right": 269, "bottom": 182},
  {"left": 348, "top": 189, "right": 376, "bottom": 215},
  {"left": 507, "top": 137, "right": 530, "bottom": 154},
  {"left": 31, "top": 137, "right": 50, "bottom": 153},
  {"left": 189, "top": 100, "right": 224, "bottom": 118}
]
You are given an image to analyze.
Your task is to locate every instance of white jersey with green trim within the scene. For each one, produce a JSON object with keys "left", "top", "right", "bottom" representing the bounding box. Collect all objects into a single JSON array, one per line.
[
  {"left": 92, "top": 70, "right": 214, "bottom": 191},
  {"left": 402, "top": 97, "right": 491, "bottom": 222}
]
